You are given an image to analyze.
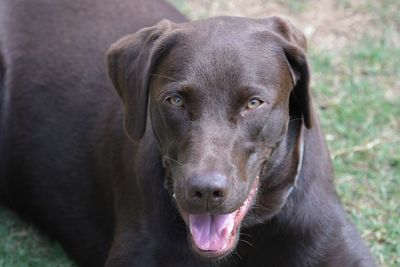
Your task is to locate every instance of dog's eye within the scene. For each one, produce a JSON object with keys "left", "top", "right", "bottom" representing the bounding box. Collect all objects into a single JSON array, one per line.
[
  {"left": 168, "top": 95, "right": 184, "bottom": 107},
  {"left": 246, "top": 98, "right": 263, "bottom": 109}
]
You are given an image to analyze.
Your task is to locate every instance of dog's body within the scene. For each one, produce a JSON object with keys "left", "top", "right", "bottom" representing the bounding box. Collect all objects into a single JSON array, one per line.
[{"left": 0, "top": 0, "right": 375, "bottom": 266}]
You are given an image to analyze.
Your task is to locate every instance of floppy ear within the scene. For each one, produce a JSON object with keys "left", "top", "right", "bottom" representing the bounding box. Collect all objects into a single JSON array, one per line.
[
  {"left": 107, "top": 19, "right": 178, "bottom": 141},
  {"left": 263, "top": 16, "right": 313, "bottom": 129}
]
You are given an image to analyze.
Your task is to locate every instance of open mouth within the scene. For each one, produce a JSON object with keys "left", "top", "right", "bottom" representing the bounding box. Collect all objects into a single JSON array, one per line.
[{"left": 181, "top": 176, "right": 259, "bottom": 259}]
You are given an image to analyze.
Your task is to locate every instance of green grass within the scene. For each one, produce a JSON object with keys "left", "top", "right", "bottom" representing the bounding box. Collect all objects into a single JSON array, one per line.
[
  {"left": 1, "top": 0, "right": 399, "bottom": 266},
  {"left": 0, "top": 208, "right": 74, "bottom": 267},
  {"left": 312, "top": 40, "right": 399, "bottom": 267},
  {"left": 309, "top": 1, "right": 400, "bottom": 266}
]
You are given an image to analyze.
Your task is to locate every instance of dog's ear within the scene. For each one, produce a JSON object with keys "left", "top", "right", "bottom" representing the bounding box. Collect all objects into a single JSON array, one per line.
[
  {"left": 263, "top": 16, "right": 313, "bottom": 129},
  {"left": 107, "top": 19, "right": 178, "bottom": 141}
]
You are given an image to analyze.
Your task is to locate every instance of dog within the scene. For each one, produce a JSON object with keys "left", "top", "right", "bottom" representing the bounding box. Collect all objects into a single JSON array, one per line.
[{"left": 0, "top": 0, "right": 376, "bottom": 266}]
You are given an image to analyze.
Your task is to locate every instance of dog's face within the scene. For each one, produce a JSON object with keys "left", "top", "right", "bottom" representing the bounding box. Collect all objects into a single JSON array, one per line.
[{"left": 108, "top": 16, "right": 311, "bottom": 260}]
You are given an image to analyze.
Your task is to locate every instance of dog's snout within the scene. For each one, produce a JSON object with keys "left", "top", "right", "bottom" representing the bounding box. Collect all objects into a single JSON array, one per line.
[{"left": 186, "top": 172, "right": 229, "bottom": 210}]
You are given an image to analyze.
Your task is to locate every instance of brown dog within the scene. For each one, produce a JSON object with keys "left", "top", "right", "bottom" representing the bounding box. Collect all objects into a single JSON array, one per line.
[{"left": 0, "top": 0, "right": 376, "bottom": 266}]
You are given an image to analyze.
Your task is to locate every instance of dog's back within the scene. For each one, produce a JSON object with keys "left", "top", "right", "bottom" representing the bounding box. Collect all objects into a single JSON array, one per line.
[{"left": 0, "top": 0, "right": 185, "bottom": 265}]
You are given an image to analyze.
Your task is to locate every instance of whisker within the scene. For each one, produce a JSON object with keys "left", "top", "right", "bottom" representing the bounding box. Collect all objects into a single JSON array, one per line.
[
  {"left": 150, "top": 73, "right": 178, "bottom": 82},
  {"left": 163, "top": 155, "right": 184, "bottom": 166},
  {"left": 169, "top": 174, "right": 179, "bottom": 181},
  {"left": 234, "top": 251, "right": 243, "bottom": 260},
  {"left": 239, "top": 232, "right": 252, "bottom": 238},
  {"left": 251, "top": 204, "right": 272, "bottom": 212},
  {"left": 239, "top": 238, "right": 254, "bottom": 247}
]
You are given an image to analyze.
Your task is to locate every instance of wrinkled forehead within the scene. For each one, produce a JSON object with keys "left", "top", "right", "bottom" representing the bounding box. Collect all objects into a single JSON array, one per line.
[{"left": 153, "top": 18, "right": 293, "bottom": 96}]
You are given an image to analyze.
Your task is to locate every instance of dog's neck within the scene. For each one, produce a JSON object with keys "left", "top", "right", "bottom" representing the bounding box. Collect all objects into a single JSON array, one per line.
[{"left": 286, "top": 123, "right": 305, "bottom": 197}]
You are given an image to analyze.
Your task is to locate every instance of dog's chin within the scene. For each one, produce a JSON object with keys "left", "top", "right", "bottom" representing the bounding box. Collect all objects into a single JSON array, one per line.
[{"left": 178, "top": 177, "right": 260, "bottom": 260}]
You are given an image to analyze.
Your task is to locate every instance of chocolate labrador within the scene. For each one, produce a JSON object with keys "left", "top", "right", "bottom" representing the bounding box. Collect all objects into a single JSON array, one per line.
[{"left": 0, "top": 0, "right": 376, "bottom": 266}]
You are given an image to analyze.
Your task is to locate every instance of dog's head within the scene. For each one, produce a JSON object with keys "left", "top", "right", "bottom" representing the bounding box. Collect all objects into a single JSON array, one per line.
[{"left": 107, "top": 16, "right": 312, "bottom": 260}]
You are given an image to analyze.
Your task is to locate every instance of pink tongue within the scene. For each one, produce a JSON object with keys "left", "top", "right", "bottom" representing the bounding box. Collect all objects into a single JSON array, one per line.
[{"left": 189, "top": 212, "right": 235, "bottom": 251}]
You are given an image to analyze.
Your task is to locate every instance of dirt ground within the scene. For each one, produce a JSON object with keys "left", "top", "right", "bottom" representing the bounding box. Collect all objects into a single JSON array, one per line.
[{"left": 178, "top": 0, "right": 377, "bottom": 50}]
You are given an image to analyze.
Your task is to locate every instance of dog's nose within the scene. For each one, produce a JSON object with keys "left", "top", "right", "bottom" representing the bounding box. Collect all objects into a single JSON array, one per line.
[{"left": 186, "top": 172, "right": 229, "bottom": 208}]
